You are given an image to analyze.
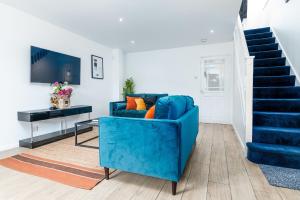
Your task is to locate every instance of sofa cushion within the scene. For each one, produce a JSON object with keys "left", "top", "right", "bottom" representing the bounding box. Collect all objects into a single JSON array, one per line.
[
  {"left": 185, "top": 96, "right": 194, "bottom": 111},
  {"left": 115, "top": 102, "right": 126, "bottom": 110},
  {"left": 144, "top": 93, "right": 168, "bottom": 99},
  {"left": 126, "top": 94, "right": 145, "bottom": 99},
  {"left": 135, "top": 98, "right": 146, "bottom": 110},
  {"left": 154, "top": 97, "right": 170, "bottom": 119},
  {"left": 143, "top": 96, "right": 157, "bottom": 110},
  {"left": 154, "top": 95, "right": 189, "bottom": 120},
  {"left": 145, "top": 106, "right": 156, "bottom": 119},
  {"left": 126, "top": 96, "right": 138, "bottom": 110},
  {"left": 113, "top": 110, "right": 147, "bottom": 118}
]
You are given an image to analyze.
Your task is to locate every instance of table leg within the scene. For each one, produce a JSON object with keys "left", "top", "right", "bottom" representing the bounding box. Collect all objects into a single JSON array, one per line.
[
  {"left": 75, "top": 123, "right": 78, "bottom": 146},
  {"left": 60, "top": 120, "right": 63, "bottom": 135},
  {"left": 30, "top": 122, "right": 34, "bottom": 143},
  {"left": 64, "top": 118, "right": 67, "bottom": 134}
]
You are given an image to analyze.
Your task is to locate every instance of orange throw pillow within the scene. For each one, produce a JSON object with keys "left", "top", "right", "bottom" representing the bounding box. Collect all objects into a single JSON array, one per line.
[
  {"left": 135, "top": 98, "right": 146, "bottom": 110},
  {"left": 126, "top": 96, "right": 137, "bottom": 110},
  {"left": 145, "top": 106, "right": 156, "bottom": 119}
]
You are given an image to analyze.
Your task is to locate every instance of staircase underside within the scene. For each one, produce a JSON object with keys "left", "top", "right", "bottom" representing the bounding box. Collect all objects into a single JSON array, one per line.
[{"left": 245, "top": 27, "right": 300, "bottom": 169}]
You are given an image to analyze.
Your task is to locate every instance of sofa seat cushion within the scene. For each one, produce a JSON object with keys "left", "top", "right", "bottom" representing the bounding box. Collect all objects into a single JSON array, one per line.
[
  {"left": 155, "top": 95, "right": 193, "bottom": 120},
  {"left": 113, "top": 110, "right": 147, "bottom": 118}
]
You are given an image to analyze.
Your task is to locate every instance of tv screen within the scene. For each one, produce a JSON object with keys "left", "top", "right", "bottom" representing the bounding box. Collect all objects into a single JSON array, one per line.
[{"left": 30, "top": 46, "right": 81, "bottom": 85}]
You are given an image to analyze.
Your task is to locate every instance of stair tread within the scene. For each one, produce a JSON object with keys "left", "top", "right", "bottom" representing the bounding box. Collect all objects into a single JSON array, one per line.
[
  {"left": 253, "top": 126, "right": 300, "bottom": 132},
  {"left": 244, "top": 27, "right": 270, "bottom": 31},
  {"left": 247, "top": 142, "right": 300, "bottom": 155},
  {"left": 244, "top": 27, "right": 271, "bottom": 35},
  {"left": 254, "top": 86, "right": 297, "bottom": 88},
  {"left": 254, "top": 98, "right": 300, "bottom": 101},
  {"left": 254, "top": 75, "right": 295, "bottom": 78},
  {"left": 254, "top": 66, "right": 289, "bottom": 69},
  {"left": 247, "top": 37, "right": 275, "bottom": 42},
  {"left": 255, "top": 57, "right": 286, "bottom": 61},
  {"left": 254, "top": 86, "right": 300, "bottom": 89},
  {"left": 254, "top": 66, "right": 288, "bottom": 69},
  {"left": 248, "top": 43, "right": 278, "bottom": 48},
  {"left": 250, "top": 50, "right": 281, "bottom": 54},
  {"left": 253, "top": 111, "right": 300, "bottom": 115},
  {"left": 245, "top": 32, "right": 272, "bottom": 37},
  {"left": 247, "top": 37, "right": 273, "bottom": 41}
]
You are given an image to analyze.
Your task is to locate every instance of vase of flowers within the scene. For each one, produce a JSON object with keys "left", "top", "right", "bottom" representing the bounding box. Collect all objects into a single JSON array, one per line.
[{"left": 50, "top": 82, "right": 73, "bottom": 109}]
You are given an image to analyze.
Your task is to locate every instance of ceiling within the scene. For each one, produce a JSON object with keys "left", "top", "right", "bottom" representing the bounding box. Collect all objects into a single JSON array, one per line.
[{"left": 0, "top": 0, "right": 242, "bottom": 52}]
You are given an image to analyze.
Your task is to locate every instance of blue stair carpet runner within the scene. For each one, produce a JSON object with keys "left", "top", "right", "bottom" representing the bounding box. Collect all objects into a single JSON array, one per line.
[{"left": 245, "top": 27, "right": 300, "bottom": 169}]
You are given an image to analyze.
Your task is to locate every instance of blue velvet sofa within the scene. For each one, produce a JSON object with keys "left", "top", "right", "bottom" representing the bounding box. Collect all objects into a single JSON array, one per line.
[
  {"left": 109, "top": 93, "right": 168, "bottom": 118},
  {"left": 99, "top": 95, "right": 199, "bottom": 195}
]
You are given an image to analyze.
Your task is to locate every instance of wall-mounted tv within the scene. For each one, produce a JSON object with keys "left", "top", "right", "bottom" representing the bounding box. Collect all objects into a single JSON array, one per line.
[{"left": 30, "top": 46, "right": 81, "bottom": 85}]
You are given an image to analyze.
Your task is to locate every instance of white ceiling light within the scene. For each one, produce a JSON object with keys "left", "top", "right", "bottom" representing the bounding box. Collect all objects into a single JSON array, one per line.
[
  {"left": 119, "top": 17, "right": 123, "bottom": 22},
  {"left": 130, "top": 40, "right": 135, "bottom": 44},
  {"left": 210, "top": 29, "right": 214, "bottom": 34}
]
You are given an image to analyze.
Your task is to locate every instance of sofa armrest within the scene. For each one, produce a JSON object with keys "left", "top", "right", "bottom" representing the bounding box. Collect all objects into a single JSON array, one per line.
[
  {"left": 176, "top": 106, "right": 199, "bottom": 174},
  {"left": 99, "top": 117, "right": 181, "bottom": 182},
  {"left": 109, "top": 101, "right": 126, "bottom": 115}
]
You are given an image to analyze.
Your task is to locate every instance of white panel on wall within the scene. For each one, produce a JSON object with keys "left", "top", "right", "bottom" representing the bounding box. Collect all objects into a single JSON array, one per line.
[
  {"left": 125, "top": 42, "right": 234, "bottom": 124},
  {"left": 0, "top": 4, "right": 116, "bottom": 151}
]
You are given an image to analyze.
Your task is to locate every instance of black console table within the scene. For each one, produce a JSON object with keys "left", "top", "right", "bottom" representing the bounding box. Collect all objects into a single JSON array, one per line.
[{"left": 18, "top": 105, "right": 92, "bottom": 149}]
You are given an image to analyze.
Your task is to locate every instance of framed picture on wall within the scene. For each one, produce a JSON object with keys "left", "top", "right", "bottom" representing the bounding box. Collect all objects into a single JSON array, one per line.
[{"left": 91, "top": 55, "right": 104, "bottom": 79}]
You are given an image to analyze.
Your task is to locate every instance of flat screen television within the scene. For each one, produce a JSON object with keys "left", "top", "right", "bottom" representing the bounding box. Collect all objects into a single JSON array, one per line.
[{"left": 30, "top": 46, "right": 81, "bottom": 85}]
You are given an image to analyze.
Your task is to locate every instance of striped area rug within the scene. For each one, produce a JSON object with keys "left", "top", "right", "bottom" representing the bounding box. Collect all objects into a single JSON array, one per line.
[{"left": 0, "top": 153, "right": 107, "bottom": 190}]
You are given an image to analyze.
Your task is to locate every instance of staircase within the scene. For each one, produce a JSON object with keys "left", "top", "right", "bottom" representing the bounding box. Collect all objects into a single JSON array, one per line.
[{"left": 245, "top": 27, "right": 300, "bottom": 169}]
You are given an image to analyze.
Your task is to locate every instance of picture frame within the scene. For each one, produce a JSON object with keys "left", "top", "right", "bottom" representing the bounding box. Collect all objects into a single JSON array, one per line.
[{"left": 91, "top": 55, "right": 104, "bottom": 79}]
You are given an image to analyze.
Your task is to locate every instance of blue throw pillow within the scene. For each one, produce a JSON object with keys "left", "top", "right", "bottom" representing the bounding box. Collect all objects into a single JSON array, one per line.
[
  {"left": 168, "top": 96, "right": 187, "bottom": 119},
  {"left": 154, "top": 96, "right": 170, "bottom": 119},
  {"left": 155, "top": 95, "right": 189, "bottom": 120},
  {"left": 185, "top": 96, "right": 194, "bottom": 111}
]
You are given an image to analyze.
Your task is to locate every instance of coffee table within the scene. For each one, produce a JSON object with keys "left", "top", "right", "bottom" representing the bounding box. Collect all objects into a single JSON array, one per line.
[{"left": 74, "top": 118, "right": 99, "bottom": 149}]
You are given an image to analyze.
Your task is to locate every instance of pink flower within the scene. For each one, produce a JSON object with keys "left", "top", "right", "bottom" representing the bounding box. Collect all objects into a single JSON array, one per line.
[
  {"left": 58, "top": 90, "right": 64, "bottom": 96},
  {"left": 53, "top": 82, "right": 59, "bottom": 86}
]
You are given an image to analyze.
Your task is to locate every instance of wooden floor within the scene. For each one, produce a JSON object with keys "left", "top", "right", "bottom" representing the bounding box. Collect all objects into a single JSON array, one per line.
[{"left": 0, "top": 123, "right": 300, "bottom": 200}]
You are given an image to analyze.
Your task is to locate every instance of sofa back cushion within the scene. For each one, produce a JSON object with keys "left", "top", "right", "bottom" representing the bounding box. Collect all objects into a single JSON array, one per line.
[
  {"left": 126, "top": 93, "right": 168, "bottom": 109},
  {"left": 155, "top": 95, "right": 194, "bottom": 120},
  {"left": 126, "top": 94, "right": 145, "bottom": 99},
  {"left": 185, "top": 96, "right": 194, "bottom": 111},
  {"left": 143, "top": 96, "right": 157, "bottom": 110}
]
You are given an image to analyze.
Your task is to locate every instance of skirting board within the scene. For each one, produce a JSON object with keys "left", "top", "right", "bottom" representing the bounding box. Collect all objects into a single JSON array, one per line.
[
  {"left": 0, "top": 143, "right": 20, "bottom": 152},
  {"left": 232, "top": 124, "right": 247, "bottom": 155}
]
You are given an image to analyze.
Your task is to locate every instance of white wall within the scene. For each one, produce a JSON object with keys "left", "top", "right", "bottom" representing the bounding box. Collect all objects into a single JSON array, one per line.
[
  {"left": 244, "top": 0, "right": 269, "bottom": 29},
  {"left": 125, "top": 42, "right": 234, "bottom": 124},
  {"left": 246, "top": 0, "right": 300, "bottom": 80},
  {"left": 112, "top": 49, "right": 125, "bottom": 100},
  {"left": 0, "top": 4, "right": 116, "bottom": 151}
]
